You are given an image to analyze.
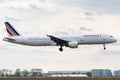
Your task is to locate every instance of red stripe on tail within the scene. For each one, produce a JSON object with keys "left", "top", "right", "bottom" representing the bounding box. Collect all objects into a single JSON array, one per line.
[{"left": 6, "top": 28, "right": 13, "bottom": 36}]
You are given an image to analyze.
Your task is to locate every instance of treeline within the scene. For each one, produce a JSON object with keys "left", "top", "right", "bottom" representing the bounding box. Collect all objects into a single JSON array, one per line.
[{"left": 0, "top": 68, "right": 43, "bottom": 77}]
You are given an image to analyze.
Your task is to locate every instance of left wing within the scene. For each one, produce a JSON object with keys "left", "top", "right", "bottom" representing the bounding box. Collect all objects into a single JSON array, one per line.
[
  {"left": 47, "top": 34, "right": 68, "bottom": 46},
  {"left": 47, "top": 35, "right": 78, "bottom": 52}
]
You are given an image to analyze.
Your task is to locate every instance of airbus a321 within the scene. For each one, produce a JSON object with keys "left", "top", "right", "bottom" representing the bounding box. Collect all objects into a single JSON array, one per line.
[{"left": 3, "top": 22, "right": 117, "bottom": 52}]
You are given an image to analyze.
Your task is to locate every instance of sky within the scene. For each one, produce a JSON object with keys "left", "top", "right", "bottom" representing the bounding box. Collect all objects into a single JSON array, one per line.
[{"left": 0, "top": 0, "right": 120, "bottom": 72}]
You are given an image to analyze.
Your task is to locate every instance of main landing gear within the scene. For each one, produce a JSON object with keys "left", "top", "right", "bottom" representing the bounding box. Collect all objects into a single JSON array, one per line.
[
  {"left": 103, "top": 44, "right": 106, "bottom": 50},
  {"left": 59, "top": 46, "right": 63, "bottom": 52}
]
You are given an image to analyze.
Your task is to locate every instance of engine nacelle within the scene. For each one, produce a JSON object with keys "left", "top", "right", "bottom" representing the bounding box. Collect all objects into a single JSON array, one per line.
[{"left": 68, "top": 41, "right": 78, "bottom": 48}]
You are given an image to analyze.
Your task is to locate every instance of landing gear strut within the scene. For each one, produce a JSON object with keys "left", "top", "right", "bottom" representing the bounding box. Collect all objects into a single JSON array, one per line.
[
  {"left": 59, "top": 46, "right": 63, "bottom": 52},
  {"left": 103, "top": 44, "right": 106, "bottom": 50}
]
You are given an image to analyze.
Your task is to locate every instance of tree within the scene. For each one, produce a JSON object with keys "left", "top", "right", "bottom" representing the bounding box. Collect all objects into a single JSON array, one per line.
[
  {"left": 14, "top": 69, "right": 21, "bottom": 77},
  {"left": 30, "top": 68, "right": 43, "bottom": 77},
  {"left": 22, "top": 69, "right": 29, "bottom": 77},
  {"left": 86, "top": 72, "right": 92, "bottom": 77}
]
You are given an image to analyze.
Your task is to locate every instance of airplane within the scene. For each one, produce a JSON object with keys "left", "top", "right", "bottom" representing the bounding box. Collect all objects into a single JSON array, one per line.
[{"left": 3, "top": 22, "right": 117, "bottom": 52}]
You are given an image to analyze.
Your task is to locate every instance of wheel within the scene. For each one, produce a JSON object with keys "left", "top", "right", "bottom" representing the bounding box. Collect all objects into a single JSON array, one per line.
[
  {"left": 104, "top": 47, "right": 106, "bottom": 50},
  {"left": 59, "top": 47, "right": 63, "bottom": 52},
  {"left": 103, "top": 44, "right": 106, "bottom": 50}
]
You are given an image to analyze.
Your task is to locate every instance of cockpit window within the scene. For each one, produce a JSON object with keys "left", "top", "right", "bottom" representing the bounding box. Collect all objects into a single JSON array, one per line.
[{"left": 110, "top": 36, "right": 113, "bottom": 37}]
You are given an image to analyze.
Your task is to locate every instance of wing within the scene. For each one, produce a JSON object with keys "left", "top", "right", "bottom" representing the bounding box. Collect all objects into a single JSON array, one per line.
[{"left": 47, "top": 35, "right": 68, "bottom": 46}]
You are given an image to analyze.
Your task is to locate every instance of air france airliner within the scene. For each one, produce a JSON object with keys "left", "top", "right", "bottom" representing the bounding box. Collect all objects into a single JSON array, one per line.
[{"left": 3, "top": 22, "right": 117, "bottom": 52}]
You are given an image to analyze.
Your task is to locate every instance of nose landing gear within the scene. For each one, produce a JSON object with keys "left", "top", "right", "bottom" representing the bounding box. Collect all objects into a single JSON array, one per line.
[{"left": 103, "top": 44, "right": 106, "bottom": 50}]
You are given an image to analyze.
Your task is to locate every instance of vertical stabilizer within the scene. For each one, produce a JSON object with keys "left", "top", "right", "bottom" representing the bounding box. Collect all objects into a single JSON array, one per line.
[{"left": 5, "top": 22, "right": 20, "bottom": 36}]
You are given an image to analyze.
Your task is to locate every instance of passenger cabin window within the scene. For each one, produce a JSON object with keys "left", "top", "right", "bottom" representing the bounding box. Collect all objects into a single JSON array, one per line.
[{"left": 83, "top": 35, "right": 102, "bottom": 38}]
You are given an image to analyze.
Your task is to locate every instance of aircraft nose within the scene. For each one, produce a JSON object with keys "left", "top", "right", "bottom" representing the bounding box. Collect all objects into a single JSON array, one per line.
[{"left": 113, "top": 38, "right": 117, "bottom": 42}]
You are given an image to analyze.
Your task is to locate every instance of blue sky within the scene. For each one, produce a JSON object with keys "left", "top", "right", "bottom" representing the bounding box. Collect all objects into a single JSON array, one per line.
[{"left": 0, "top": 0, "right": 120, "bottom": 72}]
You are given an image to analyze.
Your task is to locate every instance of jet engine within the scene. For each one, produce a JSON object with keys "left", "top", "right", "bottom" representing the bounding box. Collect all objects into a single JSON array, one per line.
[{"left": 67, "top": 41, "right": 78, "bottom": 48}]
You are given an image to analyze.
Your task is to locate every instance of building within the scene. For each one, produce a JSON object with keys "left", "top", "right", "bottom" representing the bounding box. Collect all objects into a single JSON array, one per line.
[
  {"left": 47, "top": 71, "right": 88, "bottom": 77},
  {"left": 114, "top": 70, "right": 120, "bottom": 77},
  {"left": 91, "top": 69, "right": 112, "bottom": 77}
]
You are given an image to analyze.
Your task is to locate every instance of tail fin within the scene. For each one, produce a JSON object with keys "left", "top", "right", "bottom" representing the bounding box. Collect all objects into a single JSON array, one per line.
[{"left": 5, "top": 22, "right": 20, "bottom": 36}]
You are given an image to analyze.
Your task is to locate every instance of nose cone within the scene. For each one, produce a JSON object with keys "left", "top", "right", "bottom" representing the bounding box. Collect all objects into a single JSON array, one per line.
[{"left": 112, "top": 38, "right": 117, "bottom": 43}]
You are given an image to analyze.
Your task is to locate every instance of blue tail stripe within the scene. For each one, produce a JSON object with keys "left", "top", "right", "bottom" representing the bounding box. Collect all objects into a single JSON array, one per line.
[
  {"left": 5, "top": 22, "right": 20, "bottom": 35},
  {"left": 6, "top": 23, "right": 17, "bottom": 35},
  {"left": 5, "top": 22, "right": 20, "bottom": 36}
]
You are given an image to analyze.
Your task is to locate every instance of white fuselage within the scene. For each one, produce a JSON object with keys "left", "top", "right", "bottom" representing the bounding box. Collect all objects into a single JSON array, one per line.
[
  {"left": 3, "top": 21, "right": 117, "bottom": 51},
  {"left": 3, "top": 34, "right": 117, "bottom": 46}
]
